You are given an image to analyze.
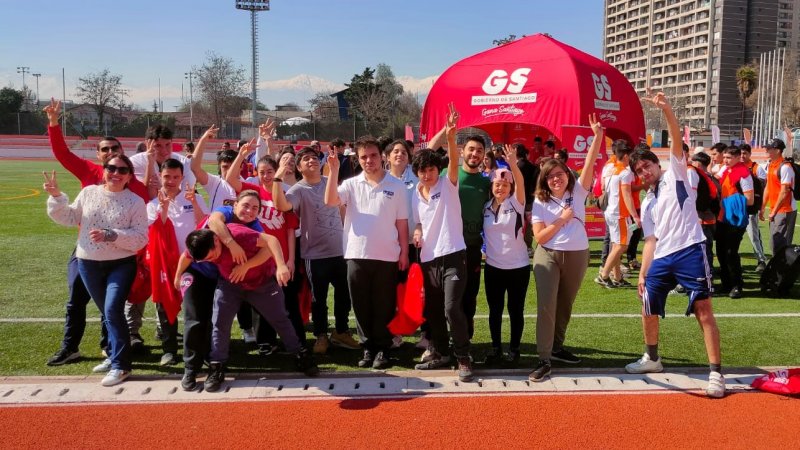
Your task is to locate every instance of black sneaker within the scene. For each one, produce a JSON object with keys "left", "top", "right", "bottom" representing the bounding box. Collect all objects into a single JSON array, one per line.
[
  {"left": 482, "top": 347, "right": 504, "bottom": 367},
  {"left": 258, "top": 343, "right": 278, "bottom": 357},
  {"left": 457, "top": 356, "right": 474, "bottom": 382},
  {"left": 130, "top": 333, "right": 145, "bottom": 353},
  {"left": 358, "top": 350, "right": 374, "bottom": 368},
  {"left": 528, "top": 359, "right": 551, "bottom": 382},
  {"left": 551, "top": 349, "right": 581, "bottom": 364},
  {"left": 372, "top": 351, "right": 390, "bottom": 370},
  {"left": 204, "top": 363, "right": 225, "bottom": 393},
  {"left": 159, "top": 352, "right": 179, "bottom": 366},
  {"left": 181, "top": 371, "right": 197, "bottom": 391},
  {"left": 47, "top": 348, "right": 81, "bottom": 366},
  {"left": 755, "top": 261, "right": 767, "bottom": 274},
  {"left": 505, "top": 349, "right": 521, "bottom": 366},
  {"left": 296, "top": 348, "right": 320, "bottom": 377},
  {"left": 414, "top": 353, "right": 451, "bottom": 370},
  {"left": 729, "top": 287, "right": 743, "bottom": 299}
]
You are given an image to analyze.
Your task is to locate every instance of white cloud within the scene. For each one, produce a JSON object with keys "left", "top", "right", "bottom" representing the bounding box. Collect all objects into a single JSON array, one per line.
[
  {"left": 396, "top": 75, "right": 438, "bottom": 94},
  {"left": 259, "top": 74, "right": 344, "bottom": 93}
]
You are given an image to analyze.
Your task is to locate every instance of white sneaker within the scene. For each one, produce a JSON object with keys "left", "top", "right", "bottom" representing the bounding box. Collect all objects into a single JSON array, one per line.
[
  {"left": 391, "top": 335, "right": 403, "bottom": 349},
  {"left": 92, "top": 358, "right": 112, "bottom": 373},
  {"left": 420, "top": 348, "right": 434, "bottom": 363},
  {"left": 101, "top": 369, "right": 130, "bottom": 387},
  {"left": 706, "top": 371, "right": 726, "bottom": 398},
  {"left": 242, "top": 328, "right": 256, "bottom": 344},
  {"left": 625, "top": 353, "right": 664, "bottom": 374}
]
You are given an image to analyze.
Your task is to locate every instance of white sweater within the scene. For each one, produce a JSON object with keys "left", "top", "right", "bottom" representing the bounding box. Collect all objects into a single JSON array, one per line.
[{"left": 47, "top": 185, "right": 148, "bottom": 261}]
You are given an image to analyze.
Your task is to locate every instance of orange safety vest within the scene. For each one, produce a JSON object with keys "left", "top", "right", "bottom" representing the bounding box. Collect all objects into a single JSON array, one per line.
[{"left": 766, "top": 158, "right": 794, "bottom": 214}]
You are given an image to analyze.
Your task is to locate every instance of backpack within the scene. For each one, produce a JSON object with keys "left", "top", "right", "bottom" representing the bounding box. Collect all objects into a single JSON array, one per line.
[
  {"left": 745, "top": 162, "right": 764, "bottom": 215},
  {"left": 760, "top": 244, "right": 800, "bottom": 297},
  {"left": 691, "top": 166, "right": 720, "bottom": 217},
  {"left": 783, "top": 159, "right": 800, "bottom": 201}
]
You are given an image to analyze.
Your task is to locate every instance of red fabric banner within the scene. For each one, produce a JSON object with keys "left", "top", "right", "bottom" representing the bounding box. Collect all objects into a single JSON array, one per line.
[{"left": 148, "top": 217, "right": 182, "bottom": 324}]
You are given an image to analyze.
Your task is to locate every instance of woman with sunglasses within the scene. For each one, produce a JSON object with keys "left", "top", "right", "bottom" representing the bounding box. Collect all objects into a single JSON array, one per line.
[
  {"left": 45, "top": 155, "right": 148, "bottom": 386},
  {"left": 528, "top": 115, "right": 603, "bottom": 382},
  {"left": 481, "top": 146, "right": 529, "bottom": 366}
]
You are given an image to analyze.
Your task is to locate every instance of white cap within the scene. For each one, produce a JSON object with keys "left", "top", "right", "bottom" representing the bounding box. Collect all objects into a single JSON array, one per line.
[{"left": 693, "top": 146, "right": 705, "bottom": 154}]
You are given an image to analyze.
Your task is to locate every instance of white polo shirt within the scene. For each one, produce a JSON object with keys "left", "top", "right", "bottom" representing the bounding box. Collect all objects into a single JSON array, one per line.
[
  {"left": 338, "top": 171, "right": 408, "bottom": 262},
  {"left": 531, "top": 183, "right": 590, "bottom": 251},
  {"left": 147, "top": 192, "right": 208, "bottom": 254},
  {"left": 413, "top": 176, "right": 466, "bottom": 263},
  {"left": 130, "top": 152, "right": 196, "bottom": 188},
  {"left": 202, "top": 173, "right": 237, "bottom": 210},
  {"left": 483, "top": 195, "right": 529, "bottom": 269}
]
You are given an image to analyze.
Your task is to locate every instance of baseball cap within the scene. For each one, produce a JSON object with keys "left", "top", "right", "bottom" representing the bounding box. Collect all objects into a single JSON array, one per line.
[
  {"left": 766, "top": 138, "right": 786, "bottom": 151},
  {"left": 491, "top": 168, "right": 513, "bottom": 183},
  {"left": 693, "top": 146, "right": 705, "bottom": 154}
]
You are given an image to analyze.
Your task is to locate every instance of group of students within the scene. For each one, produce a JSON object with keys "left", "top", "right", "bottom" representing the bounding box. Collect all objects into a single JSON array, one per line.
[{"left": 44, "top": 91, "right": 794, "bottom": 398}]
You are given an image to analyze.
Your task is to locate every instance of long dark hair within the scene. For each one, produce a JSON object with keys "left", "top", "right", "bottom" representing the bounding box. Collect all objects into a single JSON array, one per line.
[{"left": 535, "top": 158, "right": 575, "bottom": 202}]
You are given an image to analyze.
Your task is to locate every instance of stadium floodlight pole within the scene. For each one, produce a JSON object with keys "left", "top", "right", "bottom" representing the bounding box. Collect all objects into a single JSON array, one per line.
[
  {"left": 185, "top": 71, "right": 195, "bottom": 141},
  {"left": 31, "top": 73, "right": 41, "bottom": 107},
  {"left": 235, "top": 0, "right": 270, "bottom": 131},
  {"left": 17, "top": 66, "right": 30, "bottom": 109}
]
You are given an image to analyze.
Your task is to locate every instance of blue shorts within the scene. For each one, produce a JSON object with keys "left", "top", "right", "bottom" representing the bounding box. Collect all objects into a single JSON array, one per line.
[{"left": 643, "top": 242, "right": 712, "bottom": 318}]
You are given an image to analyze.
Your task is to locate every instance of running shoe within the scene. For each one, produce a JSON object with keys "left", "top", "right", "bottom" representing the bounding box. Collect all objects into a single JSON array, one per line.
[
  {"left": 706, "top": 371, "right": 726, "bottom": 398},
  {"left": 625, "top": 353, "right": 664, "bottom": 374},
  {"left": 101, "top": 369, "right": 130, "bottom": 387},
  {"left": 551, "top": 349, "right": 582, "bottom": 364},
  {"left": 330, "top": 331, "right": 361, "bottom": 350},
  {"left": 47, "top": 348, "right": 81, "bottom": 366},
  {"left": 529, "top": 359, "right": 551, "bottom": 382}
]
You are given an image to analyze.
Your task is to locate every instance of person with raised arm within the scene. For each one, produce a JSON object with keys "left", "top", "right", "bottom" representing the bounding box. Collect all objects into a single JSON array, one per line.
[
  {"left": 42, "top": 98, "right": 149, "bottom": 367},
  {"left": 410, "top": 103, "right": 475, "bottom": 382},
  {"left": 627, "top": 91, "right": 724, "bottom": 398},
  {"left": 323, "top": 137, "right": 409, "bottom": 369},
  {"left": 481, "top": 144, "right": 529, "bottom": 367},
  {"left": 44, "top": 155, "right": 148, "bottom": 387},
  {"left": 189, "top": 124, "right": 239, "bottom": 210},
  {"left": 528, "top": 115, "right": 603, "bottom": 381}
]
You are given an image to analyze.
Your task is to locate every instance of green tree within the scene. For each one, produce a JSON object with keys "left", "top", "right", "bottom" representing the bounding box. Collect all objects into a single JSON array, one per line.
[
  {"left": 0, "top": 87, "right": 25, "bottom": 114},
  {"left": 736, "top": 64, "right": 758, "bottom": 133},
  {"left": 75, "top": 69, "right": 123, "bottom": 135}
]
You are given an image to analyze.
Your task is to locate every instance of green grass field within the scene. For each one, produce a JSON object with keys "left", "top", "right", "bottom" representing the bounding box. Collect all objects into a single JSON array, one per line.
[{"left": 1, "top": 159, "right": 798, "bottom": 376}]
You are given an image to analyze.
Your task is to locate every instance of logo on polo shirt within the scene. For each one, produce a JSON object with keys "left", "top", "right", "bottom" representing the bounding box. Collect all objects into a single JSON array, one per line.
[
  {"left": 182, "top": 204, "right": 194, "bottom": 212},
  {"left": 431, "top": 192, "right": 441, "bottom": 201},
  {"left": 383, "top": 190, "right": 395, "bottom": 197}
]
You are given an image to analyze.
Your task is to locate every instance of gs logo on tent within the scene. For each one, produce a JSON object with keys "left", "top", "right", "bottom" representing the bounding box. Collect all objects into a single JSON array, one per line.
[
  {"left": 482, "top": 68, "right": 531, "bottom": 95},
  {"left": 591, "top": 72, "right": 620, "bottom": 111}
]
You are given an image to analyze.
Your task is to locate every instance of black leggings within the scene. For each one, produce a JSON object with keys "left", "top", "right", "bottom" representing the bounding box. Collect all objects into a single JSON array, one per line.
[{"left": 484, "top": 264, "right": 530, "bottom": 350}]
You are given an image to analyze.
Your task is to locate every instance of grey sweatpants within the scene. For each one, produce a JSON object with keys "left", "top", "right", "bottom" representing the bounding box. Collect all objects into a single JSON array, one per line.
[
  {"left": 209, "top": 278, "right": 300, "bottom": 363},
  {"left": 533, "top": 246, "right": 589, "bottom": 360},
  {"left": 770, "top": 211, "right": 797, "bottom": 256},
  {"left": 420, "top": 250, "right": 469, "bottom": 358}
]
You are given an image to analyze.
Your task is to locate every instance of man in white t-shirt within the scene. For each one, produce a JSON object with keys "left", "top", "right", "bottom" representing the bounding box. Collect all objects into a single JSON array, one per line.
[
  {"left": 190, "top": 125, "right": 239, "bottom": 210},
  {"left": 411, "top": 103, "right": 474, "bottom": 383},
  {"left": 627, "top": 92, "right": 724, "bottom": 399},
  {"left": 146, "top": 158, "right": 208, "bottom": 366},
  {"left": 324, "top": 138, "right": 409, "bottom": 369},
  {"left": 761, "top": 138, "right": 797, "bottom": 257}
]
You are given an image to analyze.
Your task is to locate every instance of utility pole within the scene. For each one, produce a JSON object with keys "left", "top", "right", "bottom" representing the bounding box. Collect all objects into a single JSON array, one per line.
[
  {"left": 185, "top": 71, "right": 195, "bottom": 141},
  {"left": 235, "top": 0, "right": 271, "bottom": 131},
  {"left": 31, "top": 73, "right": 41, "bottom": 107},
  {"left": 16, "top": 66, "right": 30, "bottom": 109}
]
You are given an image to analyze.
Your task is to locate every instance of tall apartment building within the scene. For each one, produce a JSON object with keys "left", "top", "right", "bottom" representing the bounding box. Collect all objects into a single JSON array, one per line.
[{"left": 603, "top": 0, "right": 786, "bottom": 133}]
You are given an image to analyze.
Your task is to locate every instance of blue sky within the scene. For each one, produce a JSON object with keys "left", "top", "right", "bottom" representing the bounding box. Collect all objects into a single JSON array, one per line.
[{"left": 0, "top": 0, "right": 604, "bottom": 111}]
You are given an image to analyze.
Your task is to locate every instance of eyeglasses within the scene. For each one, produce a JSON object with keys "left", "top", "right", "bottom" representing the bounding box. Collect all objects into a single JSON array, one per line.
[
  {"left": 104, "top": 164, "right": 131, "bottom": 175},
  {"left": 99, "top": 144, "right": 121, "bottom": 153}
]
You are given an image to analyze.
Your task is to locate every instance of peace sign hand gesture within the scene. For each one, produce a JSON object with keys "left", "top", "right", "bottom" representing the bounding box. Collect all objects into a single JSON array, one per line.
[
  {"left": 239, "top": 138, "right": 257, "bottom": 159},
  {"left": 326, "top": 147, "right": 340, "bottom": 172},
  {"left": 445, "top": 102, "right": 459, "bottom": 136},
  {"left": 259, "top": 119, "right": 276, "bottom": 140},
  {"left": 43, "top": 98, "right": 62, "bottom": 127},
  {"left": 504, "top": 144, "right": 518, "bottom": 166},
  {"left": 42, "top": 170, "right": 62, "bottom": 197},
  {"left": 184, "top": 183, "right": 198, "bottom": 204},
  {"left": 589, "top": 113, "right": 603, "bottom": 137},
  {"left": 642, "top": 88, "right": 671, "bottom": 111},
  {"left": 201, "top": 124, "right": 219, "bottom": 141}
]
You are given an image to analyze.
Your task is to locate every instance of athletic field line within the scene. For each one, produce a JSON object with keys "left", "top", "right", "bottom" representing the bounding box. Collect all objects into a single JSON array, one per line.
[{"left": 2, "top": 313, "right": 800, "bottom": 324}]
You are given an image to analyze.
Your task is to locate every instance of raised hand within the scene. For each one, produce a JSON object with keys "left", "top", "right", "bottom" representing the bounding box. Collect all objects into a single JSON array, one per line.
[
  {"left": 445, "top": 102, "right": 459, "bottom": 135},
  {"left": 326, "top": 147, "right": 340, "bottom": 172},
  {"left": 504, "top": 144, "right": 518, "bottom": 166},
  {"left": 642, "top": 88, "right": 671, "bottom": 111},
  {"left": 238, "top": 138, "right": 257, "bottom": 159},
  {"left": 42, "top": 170, "right": 61, "bottom": 196},
  {"left": 184, "top": 183, "right": 198, "bottom": 203},
  {"left": 201, "top": 124, "right": 219, "bottom": 141},
  {"left": 43, "top": 98, "right": 62, "bottom": 126},
  {"left": 157, "top": 189, "right": 170, "bottom": 210},
  {"left": 259, "top": 118, "right": 276, "bottom": 140},
  {"left": 589, "top": 113, "right": 603, "bottom": 136}
]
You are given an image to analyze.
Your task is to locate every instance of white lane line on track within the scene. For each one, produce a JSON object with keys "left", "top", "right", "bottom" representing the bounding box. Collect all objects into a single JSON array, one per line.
[{"left": 2, "top": 313, "right": 800, "bottom": 323}]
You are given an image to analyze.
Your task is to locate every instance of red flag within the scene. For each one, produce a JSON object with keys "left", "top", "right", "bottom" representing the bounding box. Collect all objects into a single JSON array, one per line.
[
  {"left": 404, "top": 124, "right": 414, "bottom": 142},
  {"left": 148, "top": 217, "right": 182, "bottom": 324},
  {"left": 388, "top": 263, "right": 425, "bottom": 335},
  {"left": 127, "top": 248, "right": 151, "bottom": 304}
]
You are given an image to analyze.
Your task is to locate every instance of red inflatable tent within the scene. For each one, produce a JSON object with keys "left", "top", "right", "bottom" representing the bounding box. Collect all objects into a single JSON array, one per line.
[{"left": 420, "top": 34, "right": 645, "bottom": 149}]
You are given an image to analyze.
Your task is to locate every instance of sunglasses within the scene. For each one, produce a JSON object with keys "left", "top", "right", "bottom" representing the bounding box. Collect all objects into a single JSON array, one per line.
[
  {"left": 99, "top": 144, "right": 121, "bottom": 153},
  {"left": 104, "top": 164, "right": 131, "bottom": 175}
]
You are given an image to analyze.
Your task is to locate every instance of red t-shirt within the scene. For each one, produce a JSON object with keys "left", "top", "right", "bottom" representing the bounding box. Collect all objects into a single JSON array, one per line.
[
  {"left": 240, "top": 181, "right": 299, "bottom": 263},
  {"left": 215, "top": 223, "right": 274, "bottom": 290}
]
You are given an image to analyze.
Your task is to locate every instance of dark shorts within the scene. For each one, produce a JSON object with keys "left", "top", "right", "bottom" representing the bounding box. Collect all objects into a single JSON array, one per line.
[{"left": 643, "top": 242, "right": 712, "bottom": 318}]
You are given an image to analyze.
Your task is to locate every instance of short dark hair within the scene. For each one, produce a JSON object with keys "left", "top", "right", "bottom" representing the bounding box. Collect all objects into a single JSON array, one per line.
[
  {"left": 544, "top": 140, "right": 556, "bottom": 149},
  {"left": 354, "top": 137, "right": 381, "bottom": 155},
  {"left": 384, "top": 139, "right": 411, "bottom": 156},
  {"left": 633, "top": 143, "right": 651, "bottom": 152},
  {"left": 710, "top": 143, "right": 727, "bottom": 153},
  {"left": 629, "top": 149, "right": 660, "bottom": 172},
  {"left": 465, "top": 135, "right": 486, "bottom": 148},
  {"left": 160, "top": 158, "right": 184, "bottom": 174},
  {"left": 534, "top": 137, "right": 543, "bottom": 143},
  {"left": 555, "top": 149, "right": 568, "bottom": 162},
  {"left": 295, "top": 146, "right": 318, "bottom": 167},
  {"left": 412, "top": 149, "right": 443, "bottom": 175},
  {"left": 217, "top": 149, "right": 238, "bottom": 167},
  {"left": 513, "top": 143, "right": 528, "bottom": 159},
  {"left": 612, "top": 139, "right": 633, "bottom": 159},
  {"left": 97, "top": 136, "right": 122, "bottom": 152},
  {"left": 330, "top": 138, "right": 345, "bottom": 148},
  {"left": 237, "top": 139, "right": 248, "bottom": 149},
  {"left": 145, "top": 125, "right": 173, "bottom": 140},
  {"left": 740, "top": 143, "right": 752, "bottom": 153},
  {"left": 376, "top": 136, "right": 393, "bottom": 153},
  {"left": 186, "top": 229, "right": 216, "bottom": 261},
  {"left": 691, "top": 152, "right": 711, "bottom": 168},
  {"left": 722, "top": 146, "right": 741, "bottom": 157}
]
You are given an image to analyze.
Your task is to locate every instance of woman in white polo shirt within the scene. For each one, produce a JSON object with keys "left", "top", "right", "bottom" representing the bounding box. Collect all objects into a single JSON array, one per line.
[
  {"left": 528, "top": 115, "right": 603, "bottom": 382},
  {"left": 482, "top": 147, "right": 529, "bottom": 366}
]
